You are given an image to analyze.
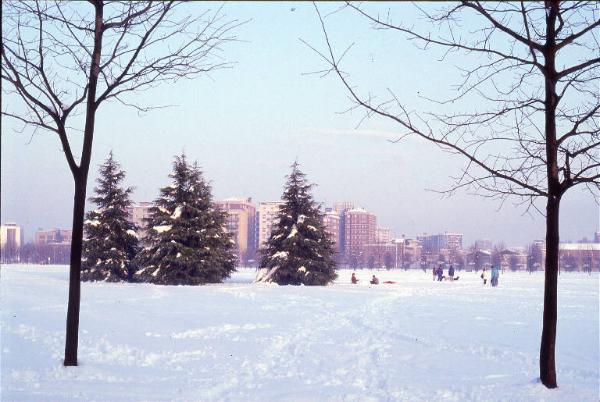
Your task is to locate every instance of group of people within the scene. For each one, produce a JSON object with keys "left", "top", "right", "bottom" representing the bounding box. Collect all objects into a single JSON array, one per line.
[
  {"left": 350, "top": 266, "right": 500, "bottom": 286},
  {"left": 481, "top": 266, "right": 501, "bottom": 286},
  {"left": 432, "top": 265, "right": 458, "bottom": 281},
  {"left": 351, "top": 273, "right": 393, "bottom": 285}
]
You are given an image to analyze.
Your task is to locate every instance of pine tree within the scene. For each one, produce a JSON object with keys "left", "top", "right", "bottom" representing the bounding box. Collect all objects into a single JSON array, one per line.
[
  {"left": 259, "top": 162, "right": 337, "bottom": 285},
  {"left": 135, "top": 154, "right": 236, "bottom": 285},
  {"left": 81, "top": 152, "right": 139, "bottom": 282}
]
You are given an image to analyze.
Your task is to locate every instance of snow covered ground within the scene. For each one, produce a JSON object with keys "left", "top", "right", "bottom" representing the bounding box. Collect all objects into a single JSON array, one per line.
[{"left": 1, "top": 265, "right": 598, "bottom": 401}]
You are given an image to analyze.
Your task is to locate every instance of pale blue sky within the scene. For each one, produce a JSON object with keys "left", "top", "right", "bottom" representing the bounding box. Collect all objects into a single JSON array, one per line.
[{"left": 2, "top": 2, "right": 598, "bottom": 245}]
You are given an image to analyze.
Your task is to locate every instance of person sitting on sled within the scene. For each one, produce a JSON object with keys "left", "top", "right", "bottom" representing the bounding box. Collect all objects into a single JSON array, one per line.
[
  {"left": 351, "top": 272, "right": 359, "bottom": 284},
  {"left": 370, "top": 275, "right": 379, "bottom": 285}
]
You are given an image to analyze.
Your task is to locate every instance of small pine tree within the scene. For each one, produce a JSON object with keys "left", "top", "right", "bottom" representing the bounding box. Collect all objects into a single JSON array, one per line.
[
  {"left": 260, "top": 162, "right": 337, "bottom": 285},
  {"left": 135, "top": 154, "right": 236, "bottom": 285},
  {"left": 81, "top": 151, "right": 139, "bottom": 282}
]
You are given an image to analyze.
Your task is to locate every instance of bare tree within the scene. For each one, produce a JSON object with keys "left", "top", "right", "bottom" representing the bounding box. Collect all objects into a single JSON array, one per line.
[
  {"left": 2, "top": 0, "right": 243, "bottom": 366},
  {"left": 308, "top": 1, "right": 599, "bottom": 388}
]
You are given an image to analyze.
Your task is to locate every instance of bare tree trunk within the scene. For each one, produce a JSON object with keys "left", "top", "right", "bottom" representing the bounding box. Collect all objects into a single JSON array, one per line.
[
  {"left": 541, "top": 196, "right": 559, "bottom": 388},
  {"left": 63, "top": 1, "right": 103, "bottom": 367},
  {"left": 540, "top": 1, "right": 559, "bottom": 388},
  {"left": 64, "top": 176, "right": 86, "bottom": 366}
]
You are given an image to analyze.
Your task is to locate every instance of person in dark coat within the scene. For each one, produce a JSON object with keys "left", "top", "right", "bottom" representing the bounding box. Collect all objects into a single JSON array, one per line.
[
  {"left": 437, "top": 265, "right": 444, "bottom": 281},
  {"left": 448, "top": 265, "right": 455, "bottom": 279},
  {"left": 351, "top": 272, "right": 359, "bottom": 284},
  {"left": 370, "top": 275, "right": 379, "bottom": 285}
]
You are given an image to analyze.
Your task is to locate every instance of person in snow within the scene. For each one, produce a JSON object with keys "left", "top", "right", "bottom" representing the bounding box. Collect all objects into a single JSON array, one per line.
[
  {"left": 491, "top": 265, "right": 500, "bottom": 287},
  {"left": 481, "top": 268, "right": 488, "bottom": 285},
  {"left": 370, "top": 275, "right": 379, "bottom": 285},
  {"left": 351, "top": 272, "right": 359, "bottom": 284},
  {"left": 432, "top": 267, "right": 436, "bottom": 281},
  {"left": 448, "top": 265, "right": 455, "bottom": 280},
  {"left": 437, "top": 265, "right": 444, "bottom": 281}
]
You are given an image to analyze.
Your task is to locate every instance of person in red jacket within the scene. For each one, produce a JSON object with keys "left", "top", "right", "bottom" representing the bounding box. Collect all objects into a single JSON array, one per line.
[{"left": 351, "top": 272, "right": 359, "bottom": 284}]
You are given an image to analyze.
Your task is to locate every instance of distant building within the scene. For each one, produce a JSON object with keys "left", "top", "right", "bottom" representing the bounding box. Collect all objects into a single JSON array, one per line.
[
  {"left": 376, "top": 228, "right": 392, "bottom": 244},
  {"left": 1, "top": 223, "right": 23, "bottom": 262},
  {"left": 594, "top": 232, "right": 600, "bottom": 243},
  {"left": 466, "top": 249, "right": 492, "bottom": 271},
  {"left": 344, "top": 208, "right": 377, "bottom": 267},
  {"left": 214, "top": 198, "right": 257, "bottom": 266},
  {"left": 559, "top": 243, "right": 600, "bottom": 272},
  {"left": 362, "top": 237, "right": 422, "bottom": 269},
  {"left": 257, "top": 201, "right": 284, "bottom": 248},
  {"left": 363, "top": 242, "right": 396, "bottom": 269},
  {"left": 126, "top": 201, "right": 153, "bottom": 240},
  {"left": 332, "top": 202, "right": 355, "bottom": 216},
  {"left": 493, "top": 247, "right": 528, "bottom": 271},
  {"left": 35, "top": 228, "right": 72, "bottom": 246},
  {"left": 332, "top": 202, "right": 355, "bottom": 255},
  {"left": 417, "top": 232, "right": 463, "bottom": 254},
  {"left": 127, "top": 201, "right": 153, "bottom": 228},
  {"left": 402, "top": 238, "right": 422, "bottom": 269},
  {"left": 474, "top": 239, "right": 493, "bottom": 252},
  {"left": 417, "top": 232, "right": 463, "bottom": 267},
  {"left": 322, "top": 209, "right": 341, "bottom": 254},
  {"left": 34, "top": 227, "right": 72, "bottom": 264},
  {"left": 529, "top": 240, "right": 546, "bottom": 271}
]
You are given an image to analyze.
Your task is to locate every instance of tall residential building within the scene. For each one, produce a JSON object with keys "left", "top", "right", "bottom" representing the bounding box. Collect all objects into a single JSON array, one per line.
[
  {"left": 1, "top": 223, "right": 23, "bottom": 261},
  {"left": 322, "top": 209, "right": 341, "bottom": 254},
  {"left": 257, "top": 201, "right": 284, "bottom": 248},
  {"left": 344, "top": 208, "right": 377, "bottom": 267},
  {"left": 332, "top": 201, "right": 355, "bottom": 255},
  {"left": 214, "top": 198, "right": 257, "bottom": 266}
]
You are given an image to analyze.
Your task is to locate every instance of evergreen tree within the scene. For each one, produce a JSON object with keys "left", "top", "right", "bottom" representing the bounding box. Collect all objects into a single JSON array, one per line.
[
  {"left": 135, "top": 154, "right": 236, "bottom": 285},
  {"left": 81, "top": 152, "right": 139, "bottom": 282},
  {"left": 259, "top": 162, "right": 337, "bottom": 285}
]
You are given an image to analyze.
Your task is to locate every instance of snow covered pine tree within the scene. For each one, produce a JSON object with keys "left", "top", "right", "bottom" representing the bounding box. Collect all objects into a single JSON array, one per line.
[
  {"left": 258, "top": 162, "right": 337, "bottom": 285},
  {"left": 81, "top": 152, "right": 139, "bottom": 282},
  {"left": 135, "top": 154, "right": 236, "bottom": 285}
]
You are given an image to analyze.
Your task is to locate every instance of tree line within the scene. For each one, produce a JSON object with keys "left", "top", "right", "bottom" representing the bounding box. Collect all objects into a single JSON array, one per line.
[{"left": 80, "top": 152, "right": 337, "bottom": 287}]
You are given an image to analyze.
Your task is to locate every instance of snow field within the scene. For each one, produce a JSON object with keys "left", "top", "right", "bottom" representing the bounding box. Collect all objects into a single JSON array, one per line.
[{"left": 1, "top": 266, "right": 598, "bottom": 401}]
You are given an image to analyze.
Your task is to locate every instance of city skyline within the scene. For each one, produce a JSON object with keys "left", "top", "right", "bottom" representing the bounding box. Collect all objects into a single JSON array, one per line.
[
  {"left": 4, "top": 199, "right": 599, "bottom": 272},
  {"left": 7, "top": 195, "right": 599, "bottom": 250},
  {"left": 2, "top": 3, "right": 598, "bottom": 247}
]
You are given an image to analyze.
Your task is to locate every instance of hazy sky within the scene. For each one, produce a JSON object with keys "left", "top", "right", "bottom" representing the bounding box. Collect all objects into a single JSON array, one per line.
[{"left": 2, "top": 2, "right": 598, "bottom": 246}]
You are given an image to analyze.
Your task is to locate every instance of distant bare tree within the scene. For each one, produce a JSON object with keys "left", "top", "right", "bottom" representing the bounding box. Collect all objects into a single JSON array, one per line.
[
  {"left": 308, "top": 1, "right": 599, "bottom": 388},
  {"left": 2, "top": 0, "right": 243, "bottom": 366}
]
